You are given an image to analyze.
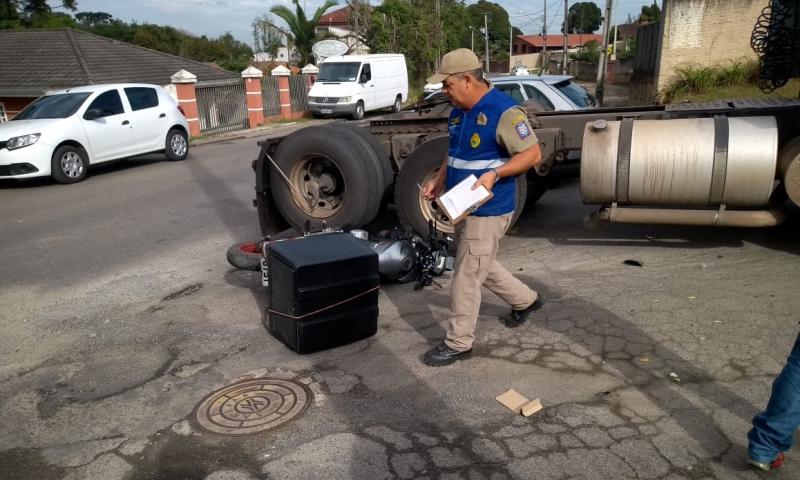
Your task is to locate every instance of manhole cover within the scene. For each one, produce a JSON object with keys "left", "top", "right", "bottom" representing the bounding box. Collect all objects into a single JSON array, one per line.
[{"left": 194, "top": 378, "right": 312, "bottom": 435}]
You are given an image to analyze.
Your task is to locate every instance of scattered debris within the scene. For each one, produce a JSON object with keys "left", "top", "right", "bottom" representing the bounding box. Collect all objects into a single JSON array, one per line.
[
  {"left": 669, "top": 372, "right": 681, "bottom": 383},
  {"left": 496, "top": 389, "right": 543, "bottom": 417},
  {"left": 623, "top": 259, "right": 643, "bottom": 267},
  {"left": 639, "top": 357, "right": 650, "bottom": 363},
  {"left": 714, "top": 320, "right": 723, "bottom": 323},
  {"left": 688, "top": 295, "right": 696, "bottom": 300}
]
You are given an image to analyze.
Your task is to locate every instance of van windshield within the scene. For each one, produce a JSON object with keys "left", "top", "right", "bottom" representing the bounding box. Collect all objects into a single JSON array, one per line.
[
  {"left": 13, "top": 92, "right": 92, "bottom": 120},
  {"left": 318, "top": 62, "right": 361, "bottom": 82}
]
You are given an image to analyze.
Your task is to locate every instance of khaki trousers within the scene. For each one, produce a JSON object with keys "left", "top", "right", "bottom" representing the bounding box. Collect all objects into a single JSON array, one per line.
[{"left": 444, "top": 214, "right": 538, "bottom": 351}]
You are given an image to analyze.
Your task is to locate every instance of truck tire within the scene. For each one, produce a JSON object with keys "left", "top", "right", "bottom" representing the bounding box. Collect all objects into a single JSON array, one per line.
[
  {"left": 351, "top": 101, "right": 365, "bottom": 120},
  {"left": 269, "top": 126, "right": 382, "bottom": 231},
  {"left": 323, "top": 122, "right": 394, "bottom": 205},
  {"left": 395, "top": 136, "right": 531, "bottom": 236}
]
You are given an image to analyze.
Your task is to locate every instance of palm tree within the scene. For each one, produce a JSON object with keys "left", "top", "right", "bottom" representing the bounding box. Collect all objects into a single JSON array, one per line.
[{"left": 270, "top": 0, "right": 339, "bottom": 66}]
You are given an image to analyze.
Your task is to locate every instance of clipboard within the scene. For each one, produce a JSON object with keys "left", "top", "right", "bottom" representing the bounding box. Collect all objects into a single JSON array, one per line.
[{"left": 436, "top": 174, "right": 494, "bottom": 224}]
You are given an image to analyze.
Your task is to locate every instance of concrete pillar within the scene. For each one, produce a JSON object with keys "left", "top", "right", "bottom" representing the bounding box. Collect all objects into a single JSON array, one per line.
[
  {"left": 241, "top": 66, "right": 265, "bottom": 128},
  {"left": 271, "top": 65, "right": 292, "bottom": 119},
  {"left": 171, "top": 69, "right": 200, "bottom": 137},
  {"left": 301, "top": 63, "right": 319, "bottom": 90}
]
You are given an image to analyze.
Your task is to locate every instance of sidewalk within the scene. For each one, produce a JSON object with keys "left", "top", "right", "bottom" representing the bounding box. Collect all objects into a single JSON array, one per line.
[{"left": 190, "top": 118, "right": 332, "bottom": 147}]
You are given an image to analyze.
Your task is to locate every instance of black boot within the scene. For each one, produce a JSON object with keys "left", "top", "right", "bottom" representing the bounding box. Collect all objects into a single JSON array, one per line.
[
  {"left": 501, "top": 296, "right": 545, "bottom": 328},
  {"left": 423, "top": 342, "right": 473, "bottom": 366}
]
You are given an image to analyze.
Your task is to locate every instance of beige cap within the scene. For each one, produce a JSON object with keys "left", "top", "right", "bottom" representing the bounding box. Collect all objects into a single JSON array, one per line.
[{"left": 426, "top": 48, "right": 482, "bottom": 84}]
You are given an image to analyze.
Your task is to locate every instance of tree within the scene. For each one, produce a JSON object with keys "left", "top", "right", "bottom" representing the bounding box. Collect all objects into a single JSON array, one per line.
[
  {"left": 75, "top": 11, "right": 113, "bottom": 27},
  {"left": 566, "top": 2, "right": 602, "bottom": 34},
  {"left": 1, "top": 0, "right": 77, "bottom": 28},
  {"left": 639, "top": 2, "right": 660, "bottom": 23},
  {"left": 466, "top": 1, "right": 512, "bottom": 61},
  {"left": 270, "top": 0, "right": 338, "bottom": 66},
  {"left": 252, "top": 14, "right": 284, "bottom": 60},
  {"left": 571, "top": 39, "right": 600, "bottom": 64}
]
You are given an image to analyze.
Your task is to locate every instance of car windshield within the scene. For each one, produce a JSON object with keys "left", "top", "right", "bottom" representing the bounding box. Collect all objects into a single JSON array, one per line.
[
  {"left": 13, "top": 92, "right": 92, "bottom": 120},
  {"left": 553, "top": 80, "right": 596, "bottom": 108},
  {"left": 318, "top": 62, "right": 361, "bottom": 82}
]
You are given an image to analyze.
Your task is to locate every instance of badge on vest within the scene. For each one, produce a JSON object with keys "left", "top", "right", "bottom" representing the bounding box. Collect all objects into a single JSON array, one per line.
[
  {"left": 451, "top": 116, "right": 461, "bottom": 125},
  {"left": 515, "top": 121, "right": 531, "bottom": 140},
  {"left": 470, "top": 132, "right": 481, "bottom": 148},
  {"left": 476, "top": 113, "right": 488, "bottom": 125}
]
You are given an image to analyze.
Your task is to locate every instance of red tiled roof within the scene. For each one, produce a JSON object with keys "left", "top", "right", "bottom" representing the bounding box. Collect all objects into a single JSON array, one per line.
[
  {"left": 318, "top": 6, "right": 350, "bottom": 26},
  {"left": 516, "top": 34, "right": 603, "bottom": 48}
]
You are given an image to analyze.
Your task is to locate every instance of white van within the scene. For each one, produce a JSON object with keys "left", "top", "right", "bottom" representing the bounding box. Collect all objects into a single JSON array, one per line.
[{"left": 308, "top": 54, "right": 408, "bottom": 120}]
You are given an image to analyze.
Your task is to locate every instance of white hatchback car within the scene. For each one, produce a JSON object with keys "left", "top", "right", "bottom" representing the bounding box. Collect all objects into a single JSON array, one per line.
[{"left": 0, "top": 83, "right": 190, "bottom": 184}]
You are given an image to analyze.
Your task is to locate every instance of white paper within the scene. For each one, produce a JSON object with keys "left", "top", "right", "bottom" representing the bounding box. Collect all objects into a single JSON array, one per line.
[{"left": 439, "top": 174, "right": 491, "bottom": 220}]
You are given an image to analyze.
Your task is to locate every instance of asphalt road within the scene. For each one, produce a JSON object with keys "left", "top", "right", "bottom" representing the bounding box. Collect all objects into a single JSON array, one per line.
[{"left": 2, "top": 134, "right": 800, "bottom": 480}]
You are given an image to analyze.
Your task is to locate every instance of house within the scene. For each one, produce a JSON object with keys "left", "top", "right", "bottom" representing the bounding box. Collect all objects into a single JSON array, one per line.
[
  {"left": 512, "top": 34, "right": 604, "bottom": 55},
  {"left": 511, "top": 34, "right": 603, "bottom": 72},
  {"left": 253, "top": 47, "right": 294, "bottom": 64},
  {"left": 0, "top": 28, "right": 237, "bottom": 120},
  {"left": 314, "top": 5, "right": 370, "bottom": 56}
]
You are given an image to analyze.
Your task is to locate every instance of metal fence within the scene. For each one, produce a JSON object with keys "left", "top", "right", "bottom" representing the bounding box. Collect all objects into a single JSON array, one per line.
[
  {"left": 634, "top": 22, "right": 660, "bottom": 76},
  {"left": 195, "top": 78, "right": 249, "bottom": 135},
  {"left": 261, "top": 76, "right": 281, "bottom": 116},
  {"left": 289, "top": 74, "right": 309, "bottom": 112}
]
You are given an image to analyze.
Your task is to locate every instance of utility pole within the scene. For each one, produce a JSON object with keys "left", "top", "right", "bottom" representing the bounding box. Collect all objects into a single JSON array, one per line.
[
  {"left": 543, "top": 0, "right": 548, "bottom": 71},
  {"left": 435, "top": 0, "right": 441, "bottom": 70},
  {"left": 562, "top": 0, "right": 569, "bottom": 74},
  {"left": 509, "top": 24, "right": 513, "bottom": 73},
  {"left": 611, "top": 0, "right": 618, "bottom": 60},
  {"left": 471, "top": 28, "right": 474, "bottom": 51},
  {"left": 596, "top": 0, "right": 613, "bottom": 106},
  {"left": 483, "top": 13, "right": 490, "bottom": 73}
]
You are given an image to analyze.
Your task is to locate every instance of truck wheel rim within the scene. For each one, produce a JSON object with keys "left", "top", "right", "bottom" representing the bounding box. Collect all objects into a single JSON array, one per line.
[
  {"left": 289, "top": 155, "right": 345, "bottom": 218},
  {"left": 418, "top": 168, "right": 454, "bottom": 233},
  {"left": 61, "top": 151, "right": 84, "bottom": 178}
]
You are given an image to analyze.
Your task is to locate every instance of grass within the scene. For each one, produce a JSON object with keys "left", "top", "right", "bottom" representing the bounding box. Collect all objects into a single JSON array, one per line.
[
  {"left": 668, "top": 78, "right": 800, "bottom": 103},
  {"left": 661, "top": 58, "right": 774, "bottom": 102}
]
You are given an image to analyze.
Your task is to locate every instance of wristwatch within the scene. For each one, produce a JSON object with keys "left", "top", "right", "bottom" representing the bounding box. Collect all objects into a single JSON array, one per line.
[{"left": 491, "top": 168, "right": 500, "bottom": 180}]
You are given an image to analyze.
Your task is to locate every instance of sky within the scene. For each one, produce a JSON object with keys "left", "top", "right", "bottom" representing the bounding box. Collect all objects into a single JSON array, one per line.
[{"left": 62, "top": 0, "right": 660, "bottom": 49}]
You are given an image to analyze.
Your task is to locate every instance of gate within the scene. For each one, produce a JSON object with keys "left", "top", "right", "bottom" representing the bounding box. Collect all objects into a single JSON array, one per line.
[
  {"left": 261, "top": 76, "right": 281, "bottom": 117},
  {"left": 289, "top": 75, "right": 309, "bottom": 112},
  {"left": 633, "top": 22, "right": 660, "bottom": 76},
  {"left": 195, "top": 78, "right": 249, "bottom": 135}
]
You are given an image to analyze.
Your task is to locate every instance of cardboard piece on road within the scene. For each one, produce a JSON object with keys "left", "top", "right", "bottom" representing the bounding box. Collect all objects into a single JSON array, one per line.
[{"left": 496, "top": 389, "right": 543, "bottom": 417}]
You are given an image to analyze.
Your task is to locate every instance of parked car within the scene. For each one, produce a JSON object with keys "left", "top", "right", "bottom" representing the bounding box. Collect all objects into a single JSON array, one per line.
[
  {"left": 0, "top": 83, "right": 190, "bottom": 184},
  {"left": 423, "top": 75, "right": 596, "bottom": 111},
  {"left": 423, "top": 81, "right": 442, "bottom": 94},
  {"left": 308, "top": 54, "right": 409, "bottom": 120}
]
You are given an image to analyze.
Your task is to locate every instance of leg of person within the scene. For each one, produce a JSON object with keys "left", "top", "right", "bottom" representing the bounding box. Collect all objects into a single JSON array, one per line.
[
  {"left": 748, "top": 331, "right": 800, "bottom": 470},
  {"left": 482, "top": 214, "right": 542, "bottom": 328},
  {"left": 424, "top": 216, "right": 497, "bottom": 366}
]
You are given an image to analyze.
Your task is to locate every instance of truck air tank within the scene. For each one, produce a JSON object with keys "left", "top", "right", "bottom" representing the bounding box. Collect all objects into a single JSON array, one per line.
[{"left": 580, "top": 116, "right": 778, "bottom": 207}]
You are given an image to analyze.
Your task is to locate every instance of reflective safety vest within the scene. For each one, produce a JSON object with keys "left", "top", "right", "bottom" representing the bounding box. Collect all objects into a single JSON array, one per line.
[{"left": 446, "top": 88, "right": 517, "bottom": 216}]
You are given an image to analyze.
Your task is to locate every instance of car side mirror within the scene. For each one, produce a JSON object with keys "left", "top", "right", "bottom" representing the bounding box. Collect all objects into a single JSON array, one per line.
[
  {"left": 359, "top": 74, "right": 368, "bottom": 84},
  {"left": 83, "top": 108, "right": 105, "bottom": 120}
]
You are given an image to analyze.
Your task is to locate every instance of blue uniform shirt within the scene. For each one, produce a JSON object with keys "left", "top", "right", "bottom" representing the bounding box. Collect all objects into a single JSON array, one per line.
[{"left": 446, "top": 88, "right": 521, "bottom": 216}]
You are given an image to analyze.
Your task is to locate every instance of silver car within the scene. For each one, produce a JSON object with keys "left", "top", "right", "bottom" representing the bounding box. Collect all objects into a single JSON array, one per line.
[{"left": 423, "top": 74, "right": 596, "bottom": 111}]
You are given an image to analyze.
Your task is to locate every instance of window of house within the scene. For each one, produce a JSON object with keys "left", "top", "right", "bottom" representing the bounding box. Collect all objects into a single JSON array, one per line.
[
  {"left": 124, "top": 87, "right": 159, "bottom": 111},
  {"left": 85, "top": 90, "right": 124, "bottom": 118},
  {"left": 0, "top": 102, "right": 7, "bottom": 123}
]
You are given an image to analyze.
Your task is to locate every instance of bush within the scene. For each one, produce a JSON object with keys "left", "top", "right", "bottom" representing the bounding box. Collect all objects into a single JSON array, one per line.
[
  {"left": 572, "top": 40, "right": 601, "bottom": 65},
  {"left": 662, "top": 58, "right": 761, "bottom": 101}
]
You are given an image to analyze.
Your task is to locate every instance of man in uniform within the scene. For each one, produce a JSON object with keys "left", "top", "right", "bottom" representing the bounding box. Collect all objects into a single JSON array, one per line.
[{"left": 421, "top": 48, "right": 544, "bottom": 367}]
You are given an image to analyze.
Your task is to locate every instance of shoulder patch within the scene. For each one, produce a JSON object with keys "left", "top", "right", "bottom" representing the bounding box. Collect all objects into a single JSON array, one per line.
[{"left": 515, "top": 121, "right": 531, "bottom": 140}]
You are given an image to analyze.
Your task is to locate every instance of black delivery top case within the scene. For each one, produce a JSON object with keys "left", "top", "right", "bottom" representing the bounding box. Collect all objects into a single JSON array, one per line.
[{"left": 266, "top": 232, "right": 379, "bottom": 354}]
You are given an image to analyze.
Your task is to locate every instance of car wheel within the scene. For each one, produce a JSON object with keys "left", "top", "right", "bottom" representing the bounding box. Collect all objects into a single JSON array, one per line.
[
  {"left": 392, "top": 95, "right": 402, "bottom": 113},
  {"left": 351, "top": 101, "right": 365, "bottom": 120},
  {"left": 51, "top": 145, "right": 89, "bottom": 184},
  {"left": 226, "top": 242, "right": 263, "bottom": 271},
  {"left": 269, "top": 126, "right": 383, "bottom": 231},
  {"left": 165, "top": 128, "right": 189, "bottom": 161}
]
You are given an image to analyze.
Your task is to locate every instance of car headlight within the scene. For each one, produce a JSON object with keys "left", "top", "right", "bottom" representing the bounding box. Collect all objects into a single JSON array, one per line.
[
  {"left": 339, "top": 97, "right": 352, "bottom": 103},
  {"left": 6, "top": 133, "right": 41, "bottom": 150}
]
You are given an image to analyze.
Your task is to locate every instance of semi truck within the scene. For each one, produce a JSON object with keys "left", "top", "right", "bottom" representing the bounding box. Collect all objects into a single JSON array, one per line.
[{"left": 252, "top": 95, "right": 800, "bottom": 237}]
